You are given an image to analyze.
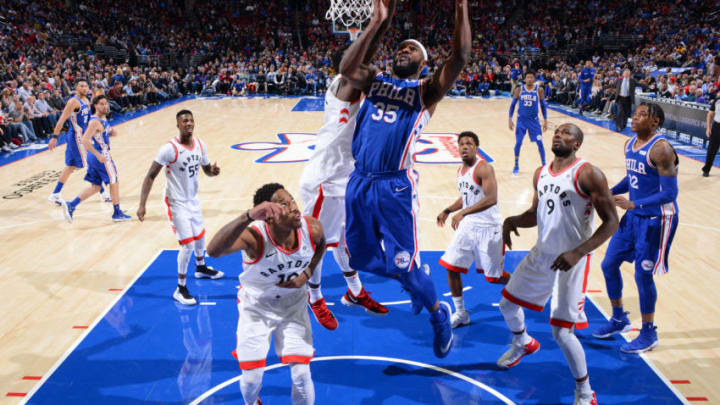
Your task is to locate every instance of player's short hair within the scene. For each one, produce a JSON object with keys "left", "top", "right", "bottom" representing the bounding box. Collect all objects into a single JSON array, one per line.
[
  {"left": 331, "top": 45, "right": 350, "bottom": 73},
  {"left": 525, "top": 70, "right": 536, "bottom": 77},
  {"left": 458, "top": 131, "right": 479, "bottom": 146},
  {"left": 565, "top": 123, "right": 584, "bottom": 145},
  {"left": 75, "top": 78, "right": 88, "bottom": 86},
  {"left": 253, "top": 183, "right": 285, "bottom": 207},
  {"left": 176, "top": 109, "right": 193, "bottom": 120},
  {"left": 91, "top": 94, "right": 107, "bottom": 107},
  {"left": 639, "top": 102, "right": 665, "bottom": 128}
]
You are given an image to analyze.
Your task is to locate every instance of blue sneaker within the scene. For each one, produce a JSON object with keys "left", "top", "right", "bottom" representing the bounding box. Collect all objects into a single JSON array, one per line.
[
  {"left": 61, "top": 201, "right": 75, "bottom": 223},
  {"left": 621, "top": 326, "right": 658, "bottom": 353},
  {"left": 512, "top": 165, "right": 519, "bottom": 176},
  {"left": 112, "top": 211, "right": 132, "bottom": 222},
  {"left": 431, "top": 301, "right": 453, "bottom": 358},
  {"left": 592, "top": 312, "right": 632, "bottom": 338}
]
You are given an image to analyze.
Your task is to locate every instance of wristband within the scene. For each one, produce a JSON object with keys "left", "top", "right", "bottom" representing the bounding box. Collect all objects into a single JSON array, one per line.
[
  {"left": 443, "top": 208, "right": 451, "bottom": 215},
  {"left": 246, "top": 209, "right": 254, "bottom": 221},
  {"left": 303, "top": 269, "right": 311, "bottom": 279},
  {"left": 51, "top": 134, "right": 59, "bottom": 139}
]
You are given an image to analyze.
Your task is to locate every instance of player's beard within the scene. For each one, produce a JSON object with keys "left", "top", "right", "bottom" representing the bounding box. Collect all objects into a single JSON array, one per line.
[
  {"left": 392, "top": 59, "right": 421, "bottom": 79},
  {"left": 552, "top": 144, "right": 572, "bottom": 158}
]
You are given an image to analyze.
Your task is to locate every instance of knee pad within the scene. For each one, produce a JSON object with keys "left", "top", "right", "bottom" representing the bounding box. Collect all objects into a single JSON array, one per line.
[
  {"left": 241, "top": 367, "right": 264, "bottom": 386},
  {"left": 178, "top": 243, "right": 193, "bottom": 263},
  {"left": 498, "top": 296, "right": 517, "bottom": 314},
  {"left": 552, "top": 325, "right": 573, "bottom": 343}
]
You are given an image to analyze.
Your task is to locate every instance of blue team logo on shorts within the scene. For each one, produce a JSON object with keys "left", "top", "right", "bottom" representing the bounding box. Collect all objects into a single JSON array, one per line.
[
  {"left": 394, "top": 251, "right": 411, "bottom": 269},
  {"left": 641, "top": 260, "right": 655, "bottom": 272}
]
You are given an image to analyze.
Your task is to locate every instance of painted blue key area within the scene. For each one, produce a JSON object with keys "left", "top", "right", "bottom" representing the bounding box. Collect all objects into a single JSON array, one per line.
[
  {"left": 27, "top": 249, "right": 682, "bottom": 404},
  {"left": 292, "top": 97, "right": 325, "bottom": 112}
]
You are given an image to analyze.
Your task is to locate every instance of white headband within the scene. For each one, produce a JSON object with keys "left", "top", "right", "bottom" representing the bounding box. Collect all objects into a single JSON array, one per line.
[{"left": 403, "top": 39, "right": 428, "bottom": 61}]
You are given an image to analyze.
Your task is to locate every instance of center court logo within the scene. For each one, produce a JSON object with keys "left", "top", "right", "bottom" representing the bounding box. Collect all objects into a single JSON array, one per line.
[{"left": 232, "top": 133, "right": 494, "bottom": 164}]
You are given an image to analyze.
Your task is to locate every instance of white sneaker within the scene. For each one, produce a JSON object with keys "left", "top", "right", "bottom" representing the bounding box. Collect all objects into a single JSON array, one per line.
[
  {"left": 1, "top": 145, "right": 10, "bottom": 152},
  {"left": 497, "top": 337, "right": 540, "bottom": 368},
  {"left": 422, "top": 264, "right": 430, "bottom": 276},
  {"left": 450, "top": 310, "right": 470, "bottom": 328},
  {"left": 173, "top": 285, "right": 197, "bottom": 305},
  {"left": 573, "top": 390, "right": 597, "bottom": 405},
  {"left": 48, "top": 193, "right": 62, "bottom": 206}
]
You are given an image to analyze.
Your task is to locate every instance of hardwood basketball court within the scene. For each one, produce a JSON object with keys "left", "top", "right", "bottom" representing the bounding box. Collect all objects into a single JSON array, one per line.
[{"left": 0, "top": 96, "right": 717, "bottom": 403}]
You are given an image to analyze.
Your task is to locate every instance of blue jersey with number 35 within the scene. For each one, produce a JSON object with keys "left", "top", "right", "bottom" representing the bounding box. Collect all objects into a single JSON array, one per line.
[
  {"left": 624, "top": 134, "right": 678, "bottom": 217},
  {"left": 352, "top": 73, "right": 431, "bottom": 173}
]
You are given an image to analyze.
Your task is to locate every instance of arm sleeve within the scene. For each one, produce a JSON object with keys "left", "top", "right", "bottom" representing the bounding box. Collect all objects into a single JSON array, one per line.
[
  {"left": 610, "top": 176, "right": 629, "bottom": 195},
  {"left": 632, "top": 176, "right": 678, "bottom": 209},
  {"left": 540, "top": 98, "right": 548, "bottom": 120},
  {"left": 155, "top": 143, "right": 175, "bottom": 166},
  {"left": 509, "top": 97, "right": 518, "bottom": 117}
]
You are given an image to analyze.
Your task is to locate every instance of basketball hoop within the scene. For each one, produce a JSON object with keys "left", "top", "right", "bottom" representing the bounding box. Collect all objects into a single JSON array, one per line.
[
  {"left": 347, "top": 27, "right": 362, "bottom": 41},
  {"left": 326, "top": 0, "right": 373, "bottom": 41}
]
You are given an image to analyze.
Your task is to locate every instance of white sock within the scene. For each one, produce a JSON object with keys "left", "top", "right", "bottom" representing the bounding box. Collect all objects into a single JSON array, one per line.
[
  {"left": 343, "top": 272, "right": 363, "bottom": 296},
  {"left": 452, "top": 296, "right": 465, "bottom": 313},
  {"left": 309, "top": 285, "right": 323, "bottom": 303},
  {"left": 177, "top": 244, "right": 192, "bottom": 286},
  {"left": 290, "top": 363, "right": 315, "bottom": 405},
  {"left": 576, "top": 377, "right": 591, "bottom": 393},
  {"left": 513, "top": 330, "right": 532, "bottom": 346},
  {"left": 239, "top": 367, "right": 264, "bottom": 405},
  {"left": 552, "top": 325, "right": 589, "bottom": 384},
  {"left": 194, "top": 236, "right": 206, "bottom": 265}
]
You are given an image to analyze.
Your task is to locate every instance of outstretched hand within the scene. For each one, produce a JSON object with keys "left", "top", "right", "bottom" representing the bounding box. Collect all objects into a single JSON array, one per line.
[{"left": 371, "top": 0, "right": 391, "bottom": 23}]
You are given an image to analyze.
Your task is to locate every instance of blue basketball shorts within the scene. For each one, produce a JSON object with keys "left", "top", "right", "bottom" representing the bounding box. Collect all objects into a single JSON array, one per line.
[
  {"left": 85, "top": 153, "right": 118, "bottom": 186},
  {"left": 344, "top": 169, "right": 420, "bottom": 277},
  {"left": 516, "top": 118, "right": 542, "bottom": 143},
  {"left": 64, "top": 130, "right": 86, "bottom": 169},
  {"left": 604, "top": 211, "right": 678, "bottom": 276}
]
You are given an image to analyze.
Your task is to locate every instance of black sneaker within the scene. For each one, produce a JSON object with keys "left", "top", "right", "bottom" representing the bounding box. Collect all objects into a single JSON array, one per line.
[
  {"left": 195, "top": 265, "right": 224, "bottom": 279},
  {"left": 173, "top": 285, "right": 197, "bottom": 305},
  {"left": 702, "top": 171, "right": 709, "bottom": 177}
]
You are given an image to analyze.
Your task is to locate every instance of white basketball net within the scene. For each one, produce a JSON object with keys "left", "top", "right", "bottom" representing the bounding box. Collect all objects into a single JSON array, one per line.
[{"left": 326, "top": 0, "right": 373, "bottom": 31}]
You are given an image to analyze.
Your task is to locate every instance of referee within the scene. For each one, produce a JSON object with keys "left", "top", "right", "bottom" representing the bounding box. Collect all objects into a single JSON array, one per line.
[{"left": 703, "top": 97, "right": 720, "bottom": 177}]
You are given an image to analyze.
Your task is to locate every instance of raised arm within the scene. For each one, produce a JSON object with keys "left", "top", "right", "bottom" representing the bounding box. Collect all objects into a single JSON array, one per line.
[
  {"left": 551, "top": 164, "right": 619, "bottom": 270},
  {"left": 207, "top": 202, "right": 285, "bottom": 258},
  {"left": 421, "top": 0, "right": 471, "bottom": 108},
  {"left": 137, "top": 161, "right": 163, "bottom": 221},
  {"left": 48, "top": 97, "right": 79, "bottom": 150},
  {"left": 503, "top": 166, "right": 541, "bottom": 249},
  {"left": 338, "top": 0, "right": 390, "bottom": 91}
]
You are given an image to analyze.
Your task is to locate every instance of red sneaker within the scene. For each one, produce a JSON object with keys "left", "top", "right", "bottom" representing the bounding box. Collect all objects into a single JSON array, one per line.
[
  {"left": 309, "top": 297, "right": 338, "bottom": 330},
  {"left": 341, "top": 287, "right": 389, "bottom": 316}
]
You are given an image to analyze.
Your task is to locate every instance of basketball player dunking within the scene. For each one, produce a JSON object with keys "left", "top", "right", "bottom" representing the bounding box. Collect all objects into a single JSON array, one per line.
[
  {"left": 207, "top": 183, "right": 325, "bottom": 405},
  {"left": 297, "top": 21, "right": 395, "bottom": 329},
  {"left": 498, "top": 123, "right": 618, "bottom": 405},
  {"left": 436, "top": 131, "right": 509, "bottom": 328},
  {"left": 509, "top": 71, "right": 548, "bottom": 175},
  {"left": 594, "top": 103, "right": 679, "bottom": 354},
  {"left": 137, "top": 110, "right": 223, "bottom": 306},
  {"left": 339, "top": 0, "right": 471, "bottom": 358},
  {"left": 61, "top": 95, "right": 131, "bottom": 222}
]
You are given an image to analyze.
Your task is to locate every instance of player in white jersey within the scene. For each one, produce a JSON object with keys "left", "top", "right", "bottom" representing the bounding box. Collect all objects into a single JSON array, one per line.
[
  {"left": 436, "top": 131, "right": 508, "bottom": 328},
  {"left": 137, "top": 109, "right": 223, "bottom": 306},
  {"left": 298, "top": 46, "right": 390, "bottom": 330},
  {"left": 497, "top": 123, "right": 618, "bottom": 405},
  {"left": 207, "top": 183, "right": 326, "bottom": 405}
]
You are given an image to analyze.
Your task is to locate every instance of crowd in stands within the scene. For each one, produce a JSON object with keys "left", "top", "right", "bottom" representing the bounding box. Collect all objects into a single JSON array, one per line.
[{"left": 1, "top": 0, "right": 718, "bottom": 151}]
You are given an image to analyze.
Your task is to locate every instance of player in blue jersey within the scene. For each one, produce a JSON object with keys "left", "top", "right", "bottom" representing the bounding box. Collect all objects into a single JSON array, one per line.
[
  {"left": 593, "top": 103, "right": 679, "bottom": 353},
  {"left": 509, "top": 71, "right": 548, "bottom": 175},
  {"left": 61, "top": 95, "right": 131, "bottom": 223},
  {"left": 339, "top": 0, "right": 471, "bottom": 358},
  {"left": 47, "top": 79, "right": 93, "bottom": 204},
  {"left": 578, "top": 61, "right": 595, "bottom": 116}
]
